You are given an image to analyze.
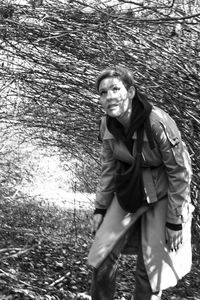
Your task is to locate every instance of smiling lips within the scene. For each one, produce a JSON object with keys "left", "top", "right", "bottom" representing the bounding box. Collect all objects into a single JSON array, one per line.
[{"left": 107, "top": 103, "right": 119, "bottom": 109}]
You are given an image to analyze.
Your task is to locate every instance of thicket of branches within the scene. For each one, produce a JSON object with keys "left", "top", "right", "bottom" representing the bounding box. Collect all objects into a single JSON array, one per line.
[
  {"left": 0, "top": 1, "right": 200, "bottom": 298},
  {"left": 0, "top": 0, "right": 200, "bottom": 219}
]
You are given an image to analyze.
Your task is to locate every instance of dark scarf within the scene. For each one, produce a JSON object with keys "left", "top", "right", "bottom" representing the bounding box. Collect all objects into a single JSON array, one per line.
[{"left": 106, "top": 89, "right": 155, "bottom": 213}]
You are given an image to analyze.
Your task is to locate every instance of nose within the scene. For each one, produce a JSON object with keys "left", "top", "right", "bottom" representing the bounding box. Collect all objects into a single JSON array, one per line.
[{"left": 106, "top": 90, "right": 114, "bottom": 101}]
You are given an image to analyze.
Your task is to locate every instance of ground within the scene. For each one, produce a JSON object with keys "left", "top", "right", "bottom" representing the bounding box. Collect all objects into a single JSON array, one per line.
[{"left": 0, "top": 199, "right": 199, "bottom": 300}]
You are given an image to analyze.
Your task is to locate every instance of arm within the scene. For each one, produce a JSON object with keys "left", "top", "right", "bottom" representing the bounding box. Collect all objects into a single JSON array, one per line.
[
  {"left": 152, "top": 117, "right": 193, "bottom": 250},
  {"left": 92, "top": 120, "right": 116, "bottom": 234},
  {"left": 95, "top": 139, "right": 116, "bottom": 210}
]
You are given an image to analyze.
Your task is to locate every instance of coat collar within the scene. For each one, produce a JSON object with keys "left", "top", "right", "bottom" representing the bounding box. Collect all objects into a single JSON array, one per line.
[{"left": 103, "top": 126, "right": 149, "bottom": 142}]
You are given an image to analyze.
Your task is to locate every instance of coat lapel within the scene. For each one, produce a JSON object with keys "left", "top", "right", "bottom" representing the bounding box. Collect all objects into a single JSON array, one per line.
[
  {"left": 113, "top": 140, "right": 135, "bottom": 164},
  {"left": 103, "top": 123, "right": 148, "bottom": 164},
  {"left": 103, "top": 126, "right": 135, "bottom": 163}
]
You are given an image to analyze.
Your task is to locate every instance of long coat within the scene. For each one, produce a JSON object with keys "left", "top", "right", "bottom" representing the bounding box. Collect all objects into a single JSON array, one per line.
[{"left": 88, "top": 106, "right": 194, "bottom": 292}]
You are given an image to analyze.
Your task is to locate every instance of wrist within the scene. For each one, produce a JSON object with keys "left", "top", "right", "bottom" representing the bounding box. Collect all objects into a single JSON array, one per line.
[
  {"left": 94, "top": 208, "right": 107, "bottom": 217},
  {"left": 166, "top": 222, "right": 182, "bottom": 231}
]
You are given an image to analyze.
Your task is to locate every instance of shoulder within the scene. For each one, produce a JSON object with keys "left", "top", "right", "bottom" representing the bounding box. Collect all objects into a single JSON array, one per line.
[
  {"left": 150, "top": 106, "right": 176, "bottom": 126},
  {"left": 99, "top": 116, "right": 114, "bottom": 141},
  {"left": 150, "top": 106, "right": 181, "bottom": 139}
]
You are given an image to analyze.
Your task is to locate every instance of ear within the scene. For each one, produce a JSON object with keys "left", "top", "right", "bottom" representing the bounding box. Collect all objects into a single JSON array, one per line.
[{"left": 128, "top": 86, "right": 135, "bottom": 99}]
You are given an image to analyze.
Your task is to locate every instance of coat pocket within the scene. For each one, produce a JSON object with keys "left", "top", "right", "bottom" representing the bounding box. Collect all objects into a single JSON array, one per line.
[
  {"left": 167, "top": 136, "right": 185, "bottom": 167},
  {"left": 160, "top": 122, "right": 185, "bottom": 167}
]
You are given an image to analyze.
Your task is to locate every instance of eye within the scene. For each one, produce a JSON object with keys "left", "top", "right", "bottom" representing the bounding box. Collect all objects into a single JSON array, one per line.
[
  {"left": 112, "top": 86, "right": 120, "bottom": 92},
  {"left": 100, "top": 90, "right": 106, "bottom": 97}
]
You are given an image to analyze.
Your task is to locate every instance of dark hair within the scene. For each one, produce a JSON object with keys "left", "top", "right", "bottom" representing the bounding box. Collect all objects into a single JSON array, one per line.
[{"left": 96, "top": 66, "right": 135, "bottom": 91}]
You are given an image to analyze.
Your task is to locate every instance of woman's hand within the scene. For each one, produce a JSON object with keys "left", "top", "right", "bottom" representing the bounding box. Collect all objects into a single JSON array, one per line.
[
  {"left": 92, "top": 214, "right": 104, "bottom": 235},
  {"left": 165, "top": 227, "right": 183, "bottom": 252}
]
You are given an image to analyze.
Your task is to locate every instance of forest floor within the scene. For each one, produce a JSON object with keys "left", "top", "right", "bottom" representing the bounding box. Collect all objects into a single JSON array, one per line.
[{"left": 0, "top": 198, "right": 199, "bottom": 300}]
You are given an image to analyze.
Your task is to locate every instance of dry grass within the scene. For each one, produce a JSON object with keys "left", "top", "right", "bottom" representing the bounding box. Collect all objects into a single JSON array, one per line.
[{"left": 0, "top": 198, "right": 199, "bottom": 299}]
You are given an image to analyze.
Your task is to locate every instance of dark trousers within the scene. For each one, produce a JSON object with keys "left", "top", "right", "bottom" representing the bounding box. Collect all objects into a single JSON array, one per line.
[{"left": 91, "top": 220, "right": 162, "bottom": 300}]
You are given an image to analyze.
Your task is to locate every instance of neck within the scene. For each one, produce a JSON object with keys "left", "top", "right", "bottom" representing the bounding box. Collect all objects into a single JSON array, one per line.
[{"left": 117, "top": 100, "right": 132, "bottom": 130}]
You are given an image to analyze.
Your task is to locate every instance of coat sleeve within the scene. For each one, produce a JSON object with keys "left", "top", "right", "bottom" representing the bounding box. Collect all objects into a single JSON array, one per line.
[
  {"left": 95, "top": 122, "right": 116, "bottom": 210},
  {"left": 151, "top": 117, "right": 193, "bottom": 224}
]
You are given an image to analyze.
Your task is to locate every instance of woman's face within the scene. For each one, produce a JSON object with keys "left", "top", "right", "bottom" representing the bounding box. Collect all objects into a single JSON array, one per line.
[{"left": 98, "top": 77, "right": 135, "bottom": 118}]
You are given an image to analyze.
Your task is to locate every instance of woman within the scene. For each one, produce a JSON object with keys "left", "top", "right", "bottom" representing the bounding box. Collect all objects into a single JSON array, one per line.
[{"left": 88, "top": 66, "right": 194, "bottom": 300}]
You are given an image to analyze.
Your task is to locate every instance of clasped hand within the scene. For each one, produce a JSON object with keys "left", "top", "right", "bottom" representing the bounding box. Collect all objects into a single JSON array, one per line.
[
  {"left": 92, "top": 214, "right": 104, "bottom": 235},
  {"left": 165, "top": 227, "right": 183, "bottom": 252}
]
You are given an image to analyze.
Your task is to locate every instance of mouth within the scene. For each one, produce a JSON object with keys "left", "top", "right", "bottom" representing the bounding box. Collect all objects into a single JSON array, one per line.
[{"left": 107, "top": 104, "right": 118, "bottom": 110}]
